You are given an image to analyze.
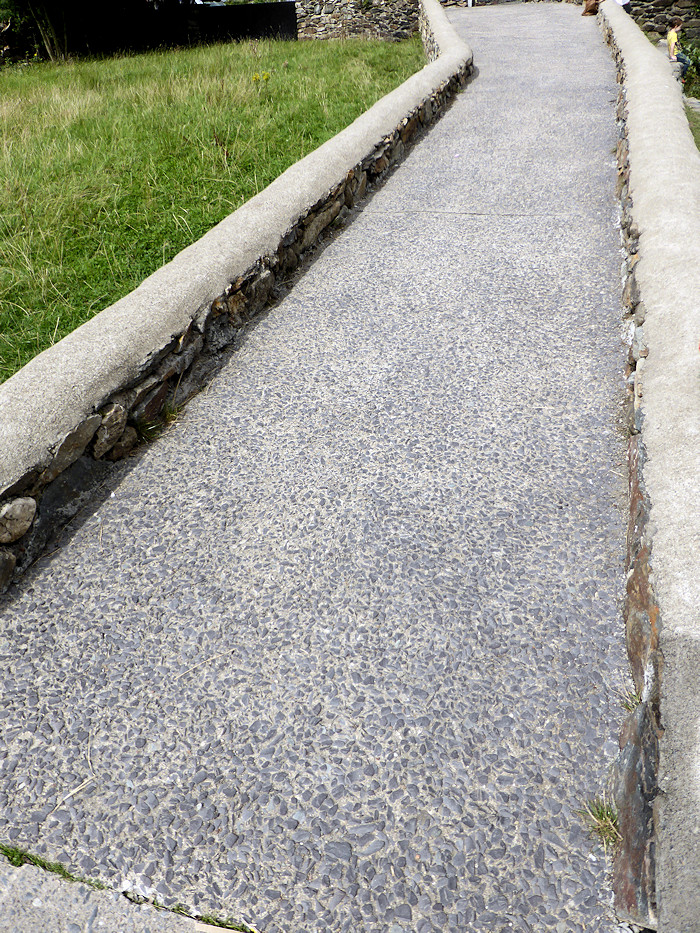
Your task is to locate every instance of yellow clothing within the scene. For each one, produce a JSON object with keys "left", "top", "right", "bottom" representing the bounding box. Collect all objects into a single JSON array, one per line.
[{"left": 668, "top": 29, "right": 679, "bottom": 58}]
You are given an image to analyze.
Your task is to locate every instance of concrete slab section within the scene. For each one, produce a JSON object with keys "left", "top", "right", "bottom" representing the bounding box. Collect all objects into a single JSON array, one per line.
[{"left": 0, "top": 5, "right": 633, "bottom": 932}]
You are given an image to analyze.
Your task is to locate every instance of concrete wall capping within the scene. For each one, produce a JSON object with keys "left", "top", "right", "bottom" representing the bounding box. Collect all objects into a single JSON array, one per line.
[
  {"left": 0, "top": 0, "right": 473, "bottom": 592},
  {"left": 600, "top": 3, "right": 700, "bottom": 931}
]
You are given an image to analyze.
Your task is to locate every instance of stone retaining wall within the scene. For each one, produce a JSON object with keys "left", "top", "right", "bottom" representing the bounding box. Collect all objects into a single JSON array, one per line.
[
  {"left": 0, "top": 0, "right": 473, "bottom": 594},
  {"left": 295, "top": 0, "right": 419, "bottom": 40},
  {"left": 609, "top": 44, "right": 661, "bottom": 920},
  {"left": 600, "top": 4, "right": 700, "bottom": 930}
]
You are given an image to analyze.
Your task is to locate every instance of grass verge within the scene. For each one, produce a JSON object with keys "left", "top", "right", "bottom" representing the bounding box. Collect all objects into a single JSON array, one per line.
[
  {"left": 686, "top": 103, "right": 700, "bottom": 151},
  {"left": 0, "top": 36, "right": 425, "bottom": 383}
]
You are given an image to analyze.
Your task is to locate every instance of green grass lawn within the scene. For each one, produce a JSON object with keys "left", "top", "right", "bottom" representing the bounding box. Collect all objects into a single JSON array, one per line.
[{"left": 0, "top": 37, "right": 425, "bottom": 383}]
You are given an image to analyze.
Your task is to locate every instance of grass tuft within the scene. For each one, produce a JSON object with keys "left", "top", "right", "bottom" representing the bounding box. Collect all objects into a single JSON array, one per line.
[
  {"left": 133, "top": 417, "right": 166, "bottom": 443},
  {"left": 578, "top": 795, "right": 622, "bottom": 855},
  {"left": 617, "top": 683, "right": 642, "bottom": 713}
]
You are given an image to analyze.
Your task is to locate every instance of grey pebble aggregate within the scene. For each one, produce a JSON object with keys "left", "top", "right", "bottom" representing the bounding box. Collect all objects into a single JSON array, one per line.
[{"left": 0, "top": 6, "right": 633, "bottom": 933}]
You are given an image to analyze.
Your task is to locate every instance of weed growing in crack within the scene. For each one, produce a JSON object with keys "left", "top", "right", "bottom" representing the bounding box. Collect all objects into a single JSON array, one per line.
[
  {"left": 0, "top": 843, "right": 106, "bottom": 890},
  {"left": 578, "top": 795, "right": 622, "bottom": 855},
  {"left": 618, "top": 684, "right": 643, "bottom": 713},
  {"left": 1, "top": 844, "right": 258, "bottom": 931},
  {"left": 133, "top": 417, "right": 165, "bottom": 443}
]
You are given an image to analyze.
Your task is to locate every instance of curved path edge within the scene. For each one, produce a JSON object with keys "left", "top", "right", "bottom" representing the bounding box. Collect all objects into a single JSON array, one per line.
[
  {"left": 0, "top": 0, "right": 472, "bottom": 592},
  {"left": 600, "top": 4, "right": 700, "bottom": 931}
]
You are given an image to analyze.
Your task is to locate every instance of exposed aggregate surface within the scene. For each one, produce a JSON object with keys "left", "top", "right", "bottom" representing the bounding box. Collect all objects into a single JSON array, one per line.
[{"left": 0, "top": 6, "right": 632, "bottom": 932}]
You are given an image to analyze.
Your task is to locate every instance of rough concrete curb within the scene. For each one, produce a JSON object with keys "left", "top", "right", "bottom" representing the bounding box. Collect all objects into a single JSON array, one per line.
[
  {"left": 0, "top": 0, "right": 473, "bottom": 592},
  {"left": 600, "top": 3, "right": 700, "bottom": 931}
]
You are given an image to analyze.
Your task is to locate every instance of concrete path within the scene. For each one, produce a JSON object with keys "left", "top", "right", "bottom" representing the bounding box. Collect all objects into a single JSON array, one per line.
[{"left": 0, "top": 6, "right": 633, "bottom": 932}]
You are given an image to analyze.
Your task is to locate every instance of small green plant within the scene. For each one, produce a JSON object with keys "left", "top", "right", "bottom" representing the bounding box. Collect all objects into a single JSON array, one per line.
[
  {"left": 618, "top": 683, "right": 642, "bottom": 712},
  {"left": 155, "top": 901, "right": 258, "bottom": 931},
  {"left": 578, "top": 795, "right": 622, "bottom": 855},
  {"left": 162, "top": 397, "right": 184, "bottom": 425},
  {"left": 133, "top": 395, "right": 185, "bottom": 444},
  {"left": 133, "top": 417, "right": 165, "bottom": 443},
  {"left": 0, "top": 843, "right": 106, "bottom": 890},
  {"left": 199, "top": 913, "right": 259, "bottom": 932}
]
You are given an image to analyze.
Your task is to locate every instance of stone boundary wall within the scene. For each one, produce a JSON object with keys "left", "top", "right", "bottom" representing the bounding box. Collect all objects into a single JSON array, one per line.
[
  {"left": 295, "top": 0, "right": 700, "bottom": 47},
  {"left": 0, "top": 0, "right": 473, "bottom": 594},
  {"left": 295, "top": 0, "right": 419, "bottom": 40},
  {"left": 627, "top": 0, "right": 700, "bottom": 43},
  {"left": 600, "top": 3, "right": 700, "bottom": 931}
]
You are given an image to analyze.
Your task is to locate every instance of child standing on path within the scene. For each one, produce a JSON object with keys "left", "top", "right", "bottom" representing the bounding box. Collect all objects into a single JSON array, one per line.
[{"left": 668, "top": 17, "right": 691, "bottom": 81}]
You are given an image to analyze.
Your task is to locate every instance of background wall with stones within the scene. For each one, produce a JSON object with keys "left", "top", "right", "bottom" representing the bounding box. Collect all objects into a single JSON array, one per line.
[
  {"left": 628, "top": 0, "right": 700, "bottom": 42},
  {"left": 295, "top": 0, "right": 419, "bottom": 40}
]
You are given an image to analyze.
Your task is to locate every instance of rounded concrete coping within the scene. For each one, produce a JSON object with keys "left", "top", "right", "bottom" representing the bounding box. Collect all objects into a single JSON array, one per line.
[
  {"left": 0, "top": 0, "right": 472, "bottom": 498},
  {"left": 600, "top": 3, "right": 700, "bottom": 930}
]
